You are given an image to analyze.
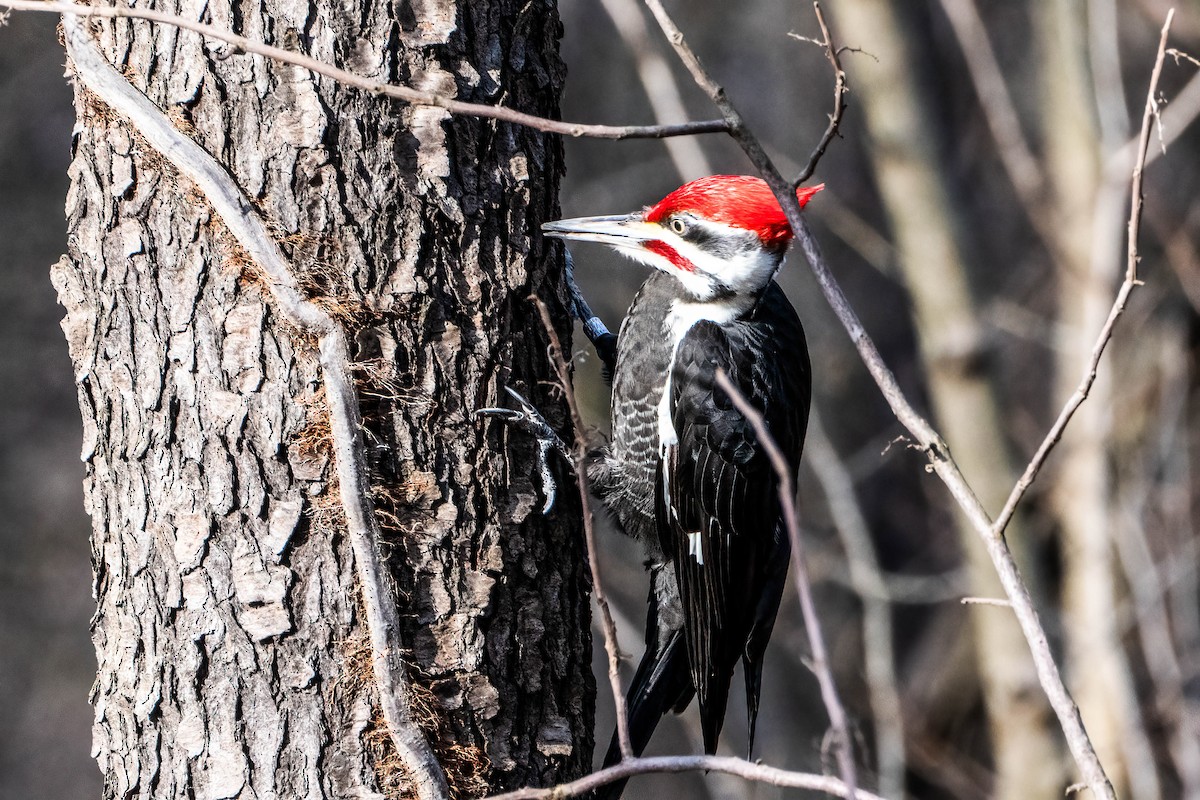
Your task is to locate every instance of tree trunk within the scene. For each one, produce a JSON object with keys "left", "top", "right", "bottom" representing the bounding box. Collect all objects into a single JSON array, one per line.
[{"left": 53, "top": 1, "right": 592, "bottom": 797}]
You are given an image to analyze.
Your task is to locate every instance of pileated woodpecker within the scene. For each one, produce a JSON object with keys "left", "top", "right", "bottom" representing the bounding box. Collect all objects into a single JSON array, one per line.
[{"left": 543, "top": 175, "right": 819, "bottom": 792}]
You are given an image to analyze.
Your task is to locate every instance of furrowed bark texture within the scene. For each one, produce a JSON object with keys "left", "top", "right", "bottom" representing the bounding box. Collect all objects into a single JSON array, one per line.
[{"left": 53, "top": 1, "right": 592, "bottom": 797}]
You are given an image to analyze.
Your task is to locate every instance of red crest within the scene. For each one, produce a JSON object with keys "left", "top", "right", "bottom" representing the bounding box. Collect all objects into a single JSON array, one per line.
[{"left": 645, "top": 175, "right": 823, "bottom": 247}]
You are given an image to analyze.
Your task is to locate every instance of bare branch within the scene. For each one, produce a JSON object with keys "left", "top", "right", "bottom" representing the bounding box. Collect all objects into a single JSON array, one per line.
[
  {"left": 531, "top": 299, "right": 632, "bottom": 760},
  {"left": 58, "top": 15, "right": 451, "bottom": 800},
  {"left": 714, "top": 369, "right": 859, "bottom": 800},
  {"left": 993, "top": 10, "right": 1176, "bottom": 536},
  {"left": 1167, "top": 47, "right": 1200, "bottom": 68},
  {"left": 641, "top": 0, "right": 776, "bottom": 173},
  {"left": 486, "top": 754, "right": 888, "bottom": 800},
  {"left": 3, "top": 0, "right": 730, "bottom": 140},
  {"left": 791, "top": 1, "right": 848, "bottom": 186},
  {"left": 641, "top": 1, "right": 1120, "bottom": 795}
]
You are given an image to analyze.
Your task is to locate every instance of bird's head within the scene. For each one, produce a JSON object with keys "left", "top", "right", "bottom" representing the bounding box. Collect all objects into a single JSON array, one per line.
[{"left": 543, "top": 175, "right": 823, "bottom": 301}]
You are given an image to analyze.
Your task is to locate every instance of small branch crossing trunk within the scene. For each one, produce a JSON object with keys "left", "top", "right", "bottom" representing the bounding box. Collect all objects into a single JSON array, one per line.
[{"left": 53, "top": 1, "right": 593, "bottom": 796}]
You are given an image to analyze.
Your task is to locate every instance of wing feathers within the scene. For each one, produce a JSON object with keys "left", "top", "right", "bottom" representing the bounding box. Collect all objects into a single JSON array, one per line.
[{"left": 656, "top": 283, "right": 810, "bottom": 756}]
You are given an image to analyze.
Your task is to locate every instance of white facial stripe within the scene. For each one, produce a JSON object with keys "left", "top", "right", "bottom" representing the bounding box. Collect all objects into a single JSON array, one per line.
[
  {"left": 624, "top": 219, "right": 782, "bottom": 300},
  {"left": 611, "top": 243, "right": 715, "bottom": 298}
]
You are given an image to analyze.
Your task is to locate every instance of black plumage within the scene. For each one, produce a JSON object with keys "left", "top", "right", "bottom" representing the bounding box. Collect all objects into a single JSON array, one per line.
[
  {"left": 658, "top": 285, "right": 810, "bottom": 754},
  {"left": 543, "top": 175, "right": 821, "bottom": 800},
  {"left": 588, "top": 276, "right": 809, "bottom": 797}
]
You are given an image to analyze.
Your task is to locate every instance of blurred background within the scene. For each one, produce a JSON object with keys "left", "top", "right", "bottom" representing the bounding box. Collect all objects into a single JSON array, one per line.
[
  {"left": 3, "top": 1, "right": 1200, "bottom": 798},
  {"left": 0, "top": 11, "right": 98, "bottom": 800}
]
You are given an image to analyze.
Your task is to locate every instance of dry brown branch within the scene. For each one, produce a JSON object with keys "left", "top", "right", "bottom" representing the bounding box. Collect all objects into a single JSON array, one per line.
[
  {"left": 791, "top": 1, "right": 847, "bottom": 186},
  {"left": 58, "top": 16, "right": 451, "bottom": 800},
  {"left": 1167, "top": 47, "right": 1200, "bottom": 68},
  {"left": 2, "top": 0, "right": 729, "bottom": 140},
  {"left": 529, "top": 298, "right": 632, "bottom": 760},
  {"left": 486, "top": 754, "right": 887, "bottom": 800},
  {"left": 993, "top": 11, "right": 1175, "bottom": 537},
  {"left": 714, "top": 369, "right": 859, "bottom": 800},
  {"left": 640, "top": 1, "right": 1129, "bottom": 795}
]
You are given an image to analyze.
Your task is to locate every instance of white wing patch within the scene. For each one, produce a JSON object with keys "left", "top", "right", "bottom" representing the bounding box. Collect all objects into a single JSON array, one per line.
[{"left": 687, "top": 531, "right": 704, "bottom": 565}]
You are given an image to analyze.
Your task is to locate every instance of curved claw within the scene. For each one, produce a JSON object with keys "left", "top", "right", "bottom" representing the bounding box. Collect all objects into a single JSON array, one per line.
[{"left": 476, "top": 386, "right": 573, "bottom": 514}]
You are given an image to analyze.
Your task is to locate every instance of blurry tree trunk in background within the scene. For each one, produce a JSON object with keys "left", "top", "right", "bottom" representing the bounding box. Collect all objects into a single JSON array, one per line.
[
  {"left": 52, "top": 1, "right": 592, "bottom": 797},
  {"left": 827, "top": 1, "right": 1066, "bottom": 796},
  {"left": 1035, "top": 1, "right": 1144, "bottom": 796}
]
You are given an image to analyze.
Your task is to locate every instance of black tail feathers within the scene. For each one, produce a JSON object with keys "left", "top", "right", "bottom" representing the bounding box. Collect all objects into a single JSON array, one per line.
[{"left": 589, "top": 630, "right": 693, "bottom": 800}]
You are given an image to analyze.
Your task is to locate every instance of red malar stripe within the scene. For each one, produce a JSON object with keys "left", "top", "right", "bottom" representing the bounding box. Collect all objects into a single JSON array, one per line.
[{"left": 645, "top": 240, "right": 696, "bottom": 273}]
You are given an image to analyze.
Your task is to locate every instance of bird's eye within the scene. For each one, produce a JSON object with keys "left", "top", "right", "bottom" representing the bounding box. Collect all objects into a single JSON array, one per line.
[{"left": 669, "top": 217, "right": 687, "bottom": 235}]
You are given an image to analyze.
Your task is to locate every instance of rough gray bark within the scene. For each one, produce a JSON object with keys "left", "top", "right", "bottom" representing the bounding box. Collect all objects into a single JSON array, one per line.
[{"left": 53, "top": 1, "right": 592, "bottom": 797}]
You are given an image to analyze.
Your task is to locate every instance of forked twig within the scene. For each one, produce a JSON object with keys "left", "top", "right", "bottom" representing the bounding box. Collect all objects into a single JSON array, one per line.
[
  {"left": 59, "top": 14, "right": 450, "bottom": 800},
  {"left": 792, "top": 1, "right": 847, "bottom": 186},
  {"left": 714, "top": 369, "right": 859, "bottom": 800}
]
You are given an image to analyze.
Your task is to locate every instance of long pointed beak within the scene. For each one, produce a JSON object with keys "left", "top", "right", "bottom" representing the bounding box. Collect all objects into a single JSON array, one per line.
[{"left": 542, "top": 214, "right": 660, "bottom": 247}]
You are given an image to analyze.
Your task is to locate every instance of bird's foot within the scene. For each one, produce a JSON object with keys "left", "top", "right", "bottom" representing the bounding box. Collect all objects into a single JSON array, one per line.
[{"left": 476, "top": 386, "right": 573, "bottom": 514}]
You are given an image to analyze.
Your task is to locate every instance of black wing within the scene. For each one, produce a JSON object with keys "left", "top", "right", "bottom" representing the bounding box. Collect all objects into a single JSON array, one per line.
[{"left": 655, "top": 286, "right": 810, "bottom": 755}]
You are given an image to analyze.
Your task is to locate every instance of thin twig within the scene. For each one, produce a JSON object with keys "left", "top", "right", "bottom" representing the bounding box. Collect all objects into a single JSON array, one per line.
[
  {"left": 531, "top": 298, "right": 633, "bottom": 760},
  {"left": 1111, "top": 65, "right": 1200, "bottom": 174},
  {"left": 641, "top": 2, "right": 1119, "bottom": 796},
  {"left": 486, "top": 754, "right": 888, "bottom": 800},
  {"left": 1168, "top": 47, "right": 1200, "bottom": 68},
  {"left": 791, "top": 1, "right": 847, "bottom": 186},
  {"left": 58, "top": 16, "right": 451, "bottom": 800},
  {"left": 3, "top": 0, "right": 729, "bottom": 140},
  {"left": 714, "top": 369, "right": 859, "bottom": 800},
  {"left": 993, "top": 11, "right": 1175, "bottom": 536}
]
